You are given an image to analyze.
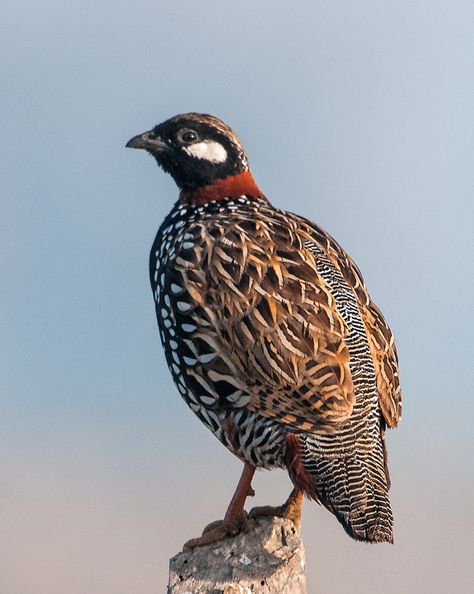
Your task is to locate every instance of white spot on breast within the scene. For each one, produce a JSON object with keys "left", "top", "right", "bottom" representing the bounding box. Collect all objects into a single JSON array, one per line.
[
  {"left": 235, "top": 393, "right": 251, "bottom": 407},
  {"left": 198, "top": 353, "right": 216, "bottom": 364},
  {"left": 187, "top": 390, "right": 199, "bottom": 404},
  {"left": 226, "top": 390, "right": 243, "bottom": 403},
  {"left": 184, "top": 141, "right": 227, "bottom": 163},
  {"left": 177, "top": 301, "right": 192, "bottom": 312},
  {"left": 171, "top": 283, "right": 183, "bottom": 294}
]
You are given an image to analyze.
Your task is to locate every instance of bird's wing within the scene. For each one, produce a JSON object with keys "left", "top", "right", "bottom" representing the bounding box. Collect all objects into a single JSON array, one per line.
[
  {"left": 173, "top": 209, "right": 356, "bottom": 432},
  {"left": 302, "top": 220, "right": 402, "bottom": 428},
  {"left": 360, "top": 299, "right": 402, "bottom": 427}
]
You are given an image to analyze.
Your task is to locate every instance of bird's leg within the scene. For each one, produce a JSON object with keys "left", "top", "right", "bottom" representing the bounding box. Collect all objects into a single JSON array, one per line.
[
  {"left": 249, "top": 488, "right": 304, "bottom": 533},
  {"left": 183, "top": 463, "right": 256, "bottom": 550}
]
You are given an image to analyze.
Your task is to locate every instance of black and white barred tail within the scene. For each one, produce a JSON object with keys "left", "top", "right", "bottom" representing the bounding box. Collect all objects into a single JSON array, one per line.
[
  {"left": 300, "top": 432, "right": 393, "bottom": 543},
  {"left": 300, "top": 239, "right": 393, "bottom": 543}
]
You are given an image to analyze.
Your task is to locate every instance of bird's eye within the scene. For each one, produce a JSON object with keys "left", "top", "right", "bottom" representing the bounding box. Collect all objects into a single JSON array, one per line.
[{"left": 179, "top": 129, "right": 199, "bottom": 144}]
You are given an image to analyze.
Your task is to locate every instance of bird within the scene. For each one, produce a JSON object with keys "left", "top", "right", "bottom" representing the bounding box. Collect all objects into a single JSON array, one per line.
[{"left": 126, "top": 113, "right": 402, "bottom": 547}]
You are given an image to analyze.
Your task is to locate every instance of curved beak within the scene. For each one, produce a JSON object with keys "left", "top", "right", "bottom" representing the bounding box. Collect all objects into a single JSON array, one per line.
[{"left": 126, "top": 130, "right": 167, "bottom": 152}]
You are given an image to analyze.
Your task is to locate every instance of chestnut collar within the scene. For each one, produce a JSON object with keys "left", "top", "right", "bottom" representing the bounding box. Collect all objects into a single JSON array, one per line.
[{"left": 179, "top": 171, "right": 263, "bottom": 205}]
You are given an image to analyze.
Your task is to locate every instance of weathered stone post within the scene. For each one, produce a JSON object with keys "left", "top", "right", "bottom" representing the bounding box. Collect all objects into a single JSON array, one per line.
[{"left": 168, "top": 515, "right": 307, "bottom": 593}]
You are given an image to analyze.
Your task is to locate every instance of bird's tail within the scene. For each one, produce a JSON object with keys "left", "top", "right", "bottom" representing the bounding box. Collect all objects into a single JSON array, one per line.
[{"left": 288, "top": 431, "right": 394, "bottom": 543}]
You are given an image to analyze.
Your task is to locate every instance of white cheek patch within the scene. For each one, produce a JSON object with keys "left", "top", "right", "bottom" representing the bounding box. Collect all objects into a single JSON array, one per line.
[{"left": 184, "top": 141, "right": 227, "bottom": 163}]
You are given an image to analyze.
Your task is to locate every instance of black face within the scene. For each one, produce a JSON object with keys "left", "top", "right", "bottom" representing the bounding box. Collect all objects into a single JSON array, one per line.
[{"left": 126, "top": 113, "right": 249, "bottom": 190}]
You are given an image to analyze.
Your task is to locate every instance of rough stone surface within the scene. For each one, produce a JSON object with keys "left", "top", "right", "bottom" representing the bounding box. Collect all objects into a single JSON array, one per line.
[{"left": 168, "top": 516, "right": 307, "bottom": 594}]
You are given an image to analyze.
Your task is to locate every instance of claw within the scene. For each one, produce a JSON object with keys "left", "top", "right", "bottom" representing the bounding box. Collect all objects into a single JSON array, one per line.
[
  {"left": 183, "top": 510, "right": 251, "bottom": 550},
  {"left": 249, "top": 489, "right": 303, "bottom": 533}
]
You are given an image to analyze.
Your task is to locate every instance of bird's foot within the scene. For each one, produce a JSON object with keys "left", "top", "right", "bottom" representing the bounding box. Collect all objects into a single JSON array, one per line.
[
  {"left": 249, "top": 489, "right": 303, "bottom": 533},
  {"left": 183, "top": 510, "right": 251, "bottom": 550}
]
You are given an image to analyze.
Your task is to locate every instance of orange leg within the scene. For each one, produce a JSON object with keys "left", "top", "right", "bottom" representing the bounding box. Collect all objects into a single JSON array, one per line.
[
  {"left": 249, "top": 488, "right": 304, "bottom": 533},
  {"left": 183, "top": 463, "right": 256, "bottom": 550}
]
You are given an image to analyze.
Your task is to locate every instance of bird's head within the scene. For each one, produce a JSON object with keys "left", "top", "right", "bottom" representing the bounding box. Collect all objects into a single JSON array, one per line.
[{"left": 126, "top": 113, "right": 262, "bottom": 204}]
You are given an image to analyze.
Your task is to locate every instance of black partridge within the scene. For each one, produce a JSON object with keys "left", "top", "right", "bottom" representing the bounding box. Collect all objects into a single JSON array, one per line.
[{"left": 127, "top": 113, "right": 402, "bottom": 547}]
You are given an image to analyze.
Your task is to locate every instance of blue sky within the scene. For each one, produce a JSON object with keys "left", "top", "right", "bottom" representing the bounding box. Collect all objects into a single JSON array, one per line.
[{"left": 1, "top": 1, "right": 473, "bottom": 592}]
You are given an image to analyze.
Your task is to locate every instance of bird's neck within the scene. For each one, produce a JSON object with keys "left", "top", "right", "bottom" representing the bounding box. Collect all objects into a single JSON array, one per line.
[{"left": 179, "top": 171, "right": 264, "bottom": 205}]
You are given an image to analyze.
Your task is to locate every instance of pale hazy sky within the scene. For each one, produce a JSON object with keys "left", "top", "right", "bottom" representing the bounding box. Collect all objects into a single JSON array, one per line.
[{"left": 1, "top": 1, "right": 473, "bottom": 593}]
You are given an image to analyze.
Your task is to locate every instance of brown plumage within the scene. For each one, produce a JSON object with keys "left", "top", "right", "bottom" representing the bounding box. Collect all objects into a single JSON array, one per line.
[{"left": 127, "top": 112, "right": 402, "bottom": 546}]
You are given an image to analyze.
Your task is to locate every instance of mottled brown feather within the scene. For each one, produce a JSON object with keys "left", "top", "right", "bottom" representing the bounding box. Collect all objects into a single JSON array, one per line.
[
  {"left": 360, "top": 299, "right": 402, "bottom": 427},
  {"left": 166, "top": 198, "right": 401, "bottom": 436},
  {"left": 171, "top": 207, "right": 357, "bottom": 432}
]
